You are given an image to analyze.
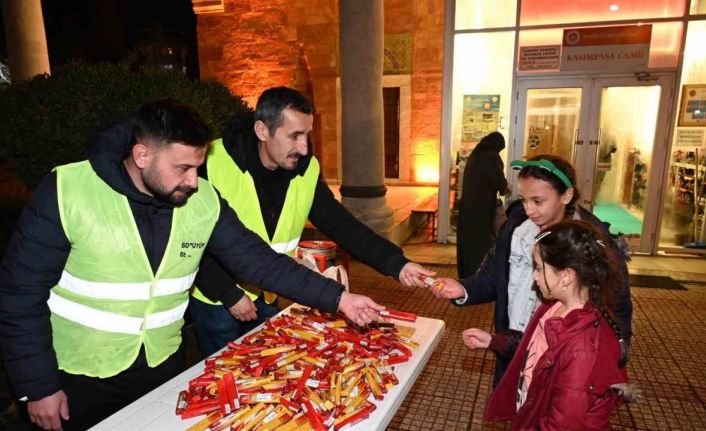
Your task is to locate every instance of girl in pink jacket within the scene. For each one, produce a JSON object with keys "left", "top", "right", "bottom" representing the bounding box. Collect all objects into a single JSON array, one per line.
[{"left": 468, "top": 220, "right": 636, "bottom": 430}]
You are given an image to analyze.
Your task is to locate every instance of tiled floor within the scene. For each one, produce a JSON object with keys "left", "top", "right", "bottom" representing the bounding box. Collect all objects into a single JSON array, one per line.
[{"left": 341, "top": 228, "right": 706, "bottom": 430}]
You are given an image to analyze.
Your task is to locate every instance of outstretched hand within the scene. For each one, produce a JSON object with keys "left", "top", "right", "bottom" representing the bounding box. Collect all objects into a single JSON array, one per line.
[
  {"left": 338, "top": 292, "right": 386, "bottom": 326},
  {"left": 398, "top": 262, "right": 436, "bottom": 288},
  {"left": 430, "top": 278, "right": 466, "bottom": 300},
  {"left": 462, "top": 328, "right": 492, "bottom": 350}
]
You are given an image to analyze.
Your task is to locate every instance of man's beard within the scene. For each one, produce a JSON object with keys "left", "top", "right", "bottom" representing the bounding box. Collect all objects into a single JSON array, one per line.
[{"left": 142, "top": 168, "right": 195, "bottom": 206}]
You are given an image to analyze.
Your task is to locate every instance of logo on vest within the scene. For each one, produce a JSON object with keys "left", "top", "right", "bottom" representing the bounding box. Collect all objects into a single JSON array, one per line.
[{"left": 180, "top": 241, "right": 206, "bottom": 258}]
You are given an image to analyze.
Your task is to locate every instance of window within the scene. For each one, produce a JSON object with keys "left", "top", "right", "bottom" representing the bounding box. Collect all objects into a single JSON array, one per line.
[{"left": 455, "top": 0, "right": 517, "bottom": 30}]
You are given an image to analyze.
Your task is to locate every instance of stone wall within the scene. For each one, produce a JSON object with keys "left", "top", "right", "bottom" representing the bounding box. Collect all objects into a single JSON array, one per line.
[{"left": 195, "top": 0, "right": 444, "bottom": 182}]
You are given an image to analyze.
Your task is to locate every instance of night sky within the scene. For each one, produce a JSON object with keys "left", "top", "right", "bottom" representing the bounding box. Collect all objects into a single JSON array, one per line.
[{"left": 1, "top": 0, "right": 197, "bottom": 75}]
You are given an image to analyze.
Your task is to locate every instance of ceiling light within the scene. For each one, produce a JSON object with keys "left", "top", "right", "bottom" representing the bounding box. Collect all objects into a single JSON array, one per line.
[{"left": 609, "top": 4, "right": 619, "bottom": 12}]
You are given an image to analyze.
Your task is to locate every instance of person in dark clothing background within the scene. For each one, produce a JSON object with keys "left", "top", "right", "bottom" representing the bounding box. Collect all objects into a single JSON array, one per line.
[
  {"left": 190, "top": 86, "right": 436, "bottom": 356},
  {"left": 456, "top": 131, "right": 509, "bottom": 278}
]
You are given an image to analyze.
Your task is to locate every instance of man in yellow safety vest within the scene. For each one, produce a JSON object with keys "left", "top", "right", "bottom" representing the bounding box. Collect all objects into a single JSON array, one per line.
[
  {"left": 0, "top": 100, "right": 383, "bottom": 431},
  {"left": 191, "top": 87, "right": 435, "bottom": 356}
]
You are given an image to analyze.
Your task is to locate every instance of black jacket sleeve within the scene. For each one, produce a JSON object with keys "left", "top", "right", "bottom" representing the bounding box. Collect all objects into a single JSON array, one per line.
[
  {"left": 194, "top": 162, "right": 246, "bottom": 308},
  {"left": 0, "top": 173, "right": 69, "bottom": 401},
  {"left": 203, "top": 197, "right": 345, "bottom": 313},
  {"left": 455, "top": 223, "right": 507, "bottom": 306},
  {"left": 308, "top": 179, "right": 409, "bottom": 278},
  {"left": 194, "top": 252, "right": 245, "bottom": 308}
]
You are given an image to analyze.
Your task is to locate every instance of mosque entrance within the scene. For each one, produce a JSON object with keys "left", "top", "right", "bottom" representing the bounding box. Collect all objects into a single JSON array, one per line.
[{"left": 512, "top": 74, "right": 675, "bottom": 253}]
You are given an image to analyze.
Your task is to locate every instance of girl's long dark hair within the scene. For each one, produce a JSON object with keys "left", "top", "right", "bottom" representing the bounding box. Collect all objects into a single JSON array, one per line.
[{"left": 535, "top": 220, "right": 627, "bottom": 367}]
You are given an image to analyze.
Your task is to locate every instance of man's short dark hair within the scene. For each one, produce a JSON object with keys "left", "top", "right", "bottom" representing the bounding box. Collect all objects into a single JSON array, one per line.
[
  {"left": 254, "top": 87, "right": 315, "bottom": 135},
  {"left": 133, "top": 99, "right": 213, "bottom": 148}
]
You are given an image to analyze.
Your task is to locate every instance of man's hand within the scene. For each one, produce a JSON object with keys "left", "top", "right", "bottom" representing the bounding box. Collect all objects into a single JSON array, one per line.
[
  {"left": 228, "top": 296, "right": 258, "bottom": 321},
  {"left": 337, "top": 292, "right": 385, "bottom": 326},
  {"left": 430, "top": 278, "right": 466, "bottom": 300},
  {"left": 398, "top": 262, "right": 436, "bottom": 288},
  {"left": 462, "top": 328, "right": 492, "bottom": 350},
  {"left": 28, "top": 390, "right": 69, "bottom": 431}
]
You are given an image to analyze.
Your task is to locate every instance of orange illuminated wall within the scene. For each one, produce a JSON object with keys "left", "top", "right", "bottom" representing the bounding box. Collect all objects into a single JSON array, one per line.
[{"left": 195, "top": 0, "right": 444, "bottom": 183}]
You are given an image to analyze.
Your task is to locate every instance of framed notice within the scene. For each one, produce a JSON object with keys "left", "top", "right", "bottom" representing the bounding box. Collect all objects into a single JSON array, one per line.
[
  {"left": 679, "top": 84, "right": 706, "bottom": 127},
  {"left": 676, "top": 128, "right": 705, "bottom": 147},
  {"left": 384, "top": 33, "right": 413, "bottom": 75},
  {"left": 519, "top": 45, "right": 560, "bottom": 71}
]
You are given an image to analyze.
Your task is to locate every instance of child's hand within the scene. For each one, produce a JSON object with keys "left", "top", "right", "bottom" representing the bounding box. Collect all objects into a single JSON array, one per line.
[
  {"left": 462, "top": 328, "right": 491, "bottom": 350},
  {"left": 430, "top": 278, "right": 465, "bottom": 299}
]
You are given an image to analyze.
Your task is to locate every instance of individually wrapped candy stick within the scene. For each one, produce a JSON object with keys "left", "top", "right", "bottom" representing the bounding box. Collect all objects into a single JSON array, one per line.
[
  {"left": 417, "top": 274, "right": 445, "bottom": 291},
  {"left": 379, "top": 309, "right": 417, "bottom": 322}
]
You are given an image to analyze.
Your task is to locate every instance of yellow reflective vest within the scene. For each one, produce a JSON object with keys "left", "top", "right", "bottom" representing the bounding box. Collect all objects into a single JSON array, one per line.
[
  {"left": 50, "top": 161, "right": 219, "bottom": 377},
  {"left": 192, "top": 138, "right": 318, "bottom": 305}
]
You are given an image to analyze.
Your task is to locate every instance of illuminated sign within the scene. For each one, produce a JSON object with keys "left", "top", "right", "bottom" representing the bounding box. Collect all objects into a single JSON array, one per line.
[{"left": 561, "top": 25, "right": 651, "bottom": 72}]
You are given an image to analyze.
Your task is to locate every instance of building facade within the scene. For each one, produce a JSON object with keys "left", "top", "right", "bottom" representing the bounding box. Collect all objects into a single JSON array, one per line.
[
  {"left": 193, "top": 0, "right": 706, "bottom": 255},
  {"left": 192, "top": 0, "right": 445, "bottom": 183},
  {"left": 440, "top": 0, "right": 706, "bottom": 255}
]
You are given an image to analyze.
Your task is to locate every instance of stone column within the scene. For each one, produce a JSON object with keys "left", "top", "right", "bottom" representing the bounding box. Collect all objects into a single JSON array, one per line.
[
  {"left": 338, "top": 0, "right": 393, "bottom": 233},
  {"left": 1, "top": 0, "right": 50, "bottom": 82}
]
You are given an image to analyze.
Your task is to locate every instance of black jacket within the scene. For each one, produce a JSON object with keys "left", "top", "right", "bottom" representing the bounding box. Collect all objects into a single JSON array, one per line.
[
  {"left": 0, "top": 121, "right": 345, "bottom": 402},
  {"left": 454, "top": 200, "right": 633, "bottom": 383},
  {"left": 196, "top": 112, "right": 409, "bottom": 307}
]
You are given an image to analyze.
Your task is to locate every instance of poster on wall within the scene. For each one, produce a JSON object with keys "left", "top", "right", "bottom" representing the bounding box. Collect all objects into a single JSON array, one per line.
[
  {"left": 461, "top": 94, "right": 500, "bottom": 144},
  {"left": 678, "top": 85, "right": 706, "bottom": 127}
]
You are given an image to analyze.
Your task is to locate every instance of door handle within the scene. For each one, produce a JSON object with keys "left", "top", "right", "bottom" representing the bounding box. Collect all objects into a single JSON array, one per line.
[
  {"left": 572, "top": 128, "right": 581, "bottom": 166},
  {"left": 596, "top": 127, "right": 602, "bottom": 146},
  {"left": 589, "top": 128, "right": 602, "bottom": 146}
]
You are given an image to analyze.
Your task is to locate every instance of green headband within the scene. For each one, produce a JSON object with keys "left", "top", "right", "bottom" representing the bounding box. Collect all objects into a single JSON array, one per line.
[{"left": 510, "top": 159, "right": 574, "bottom": 189}]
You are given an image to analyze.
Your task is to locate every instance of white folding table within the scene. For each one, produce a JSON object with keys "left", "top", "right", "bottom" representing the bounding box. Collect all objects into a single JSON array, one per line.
[{"left": 91, "top": 306, "right": 445, "bottom": 431}]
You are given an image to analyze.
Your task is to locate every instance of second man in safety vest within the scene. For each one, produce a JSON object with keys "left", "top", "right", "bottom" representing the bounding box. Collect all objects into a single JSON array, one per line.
[{"left": 191, "top": 87, "right": 435, "bottom": 355}]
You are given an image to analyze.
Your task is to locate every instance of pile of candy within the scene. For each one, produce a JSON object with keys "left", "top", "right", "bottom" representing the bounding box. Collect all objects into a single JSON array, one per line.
[{"left": 176, "top": 307, "right": 419, "bottom": 431}]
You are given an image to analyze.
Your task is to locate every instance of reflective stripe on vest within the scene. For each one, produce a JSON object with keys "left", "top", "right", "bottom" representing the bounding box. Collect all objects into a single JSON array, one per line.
[
  {"left": 271, "top": 237, "right": 301, "bottom": 254},
  {"left": 57, "top": 269, "right": 198, "bottom": 300},
  {"left": 192, "top": 138, "right": 319, "bottom": 305},
  {"left": 48, "top": 292, "right": 188, "bottom": 335},
  {"left": 52, "top": 160, "right": 219, "bottom": 378}
]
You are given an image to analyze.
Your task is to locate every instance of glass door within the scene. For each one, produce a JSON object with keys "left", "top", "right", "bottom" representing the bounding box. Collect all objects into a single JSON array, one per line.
[
  {"left": 586, "top": 76, "right": 674, "bottom": 253},
  {"left": 513, "top": 75, "right": 674, "bottom": 253},
  {"left": 513, "top": 77, "right": 593, "bottom": 193}
]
